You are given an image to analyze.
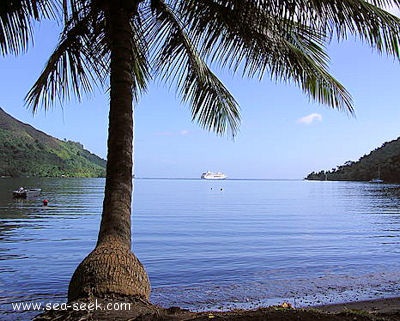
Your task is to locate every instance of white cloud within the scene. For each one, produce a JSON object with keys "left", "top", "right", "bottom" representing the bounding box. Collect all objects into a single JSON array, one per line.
[
  {"left": 155, "top": 129, "right": 190, "bottom": 136},
  {"left": 297, "top": 113, "right": 322, "bottom": 125}
]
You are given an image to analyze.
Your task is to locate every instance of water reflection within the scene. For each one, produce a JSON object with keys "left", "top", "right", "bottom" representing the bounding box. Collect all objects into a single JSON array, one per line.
[
  {"left": 359, "top": 185, "right": 400, "bottom": 245},
  {"left": 0, "top": 178, "right": 104, "bottom": 320},
  {"left": 1, "top": 179, "right": 400, "bottom": 320}
]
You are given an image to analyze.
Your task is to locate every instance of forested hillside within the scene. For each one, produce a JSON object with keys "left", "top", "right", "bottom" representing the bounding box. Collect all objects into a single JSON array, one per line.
[
  {"left": 0, "top": 107, "right": 106, "bottom": 177},
  {"left": 306, "top": 137, "right": 400, "bottom": 183}
]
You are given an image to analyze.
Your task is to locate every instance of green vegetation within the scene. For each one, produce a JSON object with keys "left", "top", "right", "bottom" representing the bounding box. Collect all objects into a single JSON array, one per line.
[
  {"left": 306, "top": 137, "right": 400, "bottom": 183},
  {"left": 0, "top": 107, "right": 106, "bottom": 177}
]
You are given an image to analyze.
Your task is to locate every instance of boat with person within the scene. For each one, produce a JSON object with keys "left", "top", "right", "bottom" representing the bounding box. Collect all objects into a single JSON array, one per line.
[
  {"left": 12, "top": 187, "right": 42, "bottom": 198},
  {"left": 201, "top": 171, "right": 227, "bottom": 180}
]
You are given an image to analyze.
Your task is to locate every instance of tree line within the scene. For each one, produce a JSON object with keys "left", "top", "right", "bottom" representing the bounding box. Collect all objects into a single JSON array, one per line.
[{"left": 306, "top": 137, "right": 400, "bottom": 183}]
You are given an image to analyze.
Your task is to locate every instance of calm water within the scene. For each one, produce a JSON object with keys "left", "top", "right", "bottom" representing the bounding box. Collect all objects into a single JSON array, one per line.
[{"left": 1, "top": 178, "right": 400, "bottom": 320}]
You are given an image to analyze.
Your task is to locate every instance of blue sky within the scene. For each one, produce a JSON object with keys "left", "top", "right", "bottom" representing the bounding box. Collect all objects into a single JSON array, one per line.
[{"left": 1, "top": 19, "right": 400, "bottom": 179}]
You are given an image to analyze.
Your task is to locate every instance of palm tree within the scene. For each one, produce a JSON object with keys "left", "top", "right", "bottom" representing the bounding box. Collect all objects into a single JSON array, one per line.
[{"left": 3, "top": 0, "right": 400, "bottom": 303}]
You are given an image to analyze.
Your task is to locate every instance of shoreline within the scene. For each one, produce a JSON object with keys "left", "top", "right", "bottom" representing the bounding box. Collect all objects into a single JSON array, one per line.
[
  {"left": 32, "top": 295, "right": 400, "bottom": 321},
  {"left": 313, "top": 296, "right": 400, "bottom": 314}
]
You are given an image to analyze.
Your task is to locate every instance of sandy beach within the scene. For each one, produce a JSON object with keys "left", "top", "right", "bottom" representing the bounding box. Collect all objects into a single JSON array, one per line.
[
  {"left": 32, "top": 296, "right": 400, "bottom": 321},
  {"left": 315, "top": 296, "right": 400, "bottom": 314}
]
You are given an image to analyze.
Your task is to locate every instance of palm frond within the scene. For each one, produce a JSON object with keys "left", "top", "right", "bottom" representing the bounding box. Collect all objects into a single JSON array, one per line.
[
  {"left": 176, "top": 0, "right": 353, "bottom": 112},
  {"left": 26, "top": 1, "right": 151, "bottom": 111},
  {"left": 129, "top": 15, "right": 152, "bottom": 101},
  {"left": 0, "top": 0, "right": 60, "bottom": 55},
  {"left": 299, "top": 0, "right": 400, "bottom": 57},
  {"left": 284, "top": 31, "right": 354, "bottom": 112},
  {"left": 26, "top": 8, "right": 108, "bottom": 111},
  {"left": 148, "top": 0, "right": 240, "bottom": 137},
  {"left": 239, "top": 0, "right": 400, "bottom": 57},
  {"left": 181, "top": 0, "right": 400, "bottom": 62}
]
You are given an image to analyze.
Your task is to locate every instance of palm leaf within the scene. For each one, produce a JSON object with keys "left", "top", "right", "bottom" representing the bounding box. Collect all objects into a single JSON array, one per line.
[
  {"left": 129, "top": 14, "right": 152, "bottom": 101},
  {"left": 217, "top": 0, "right": 400, "bottom": 57},
  {"left": 0, "top": 0, "right": 59, "bottom": 55},
  {"left": 26, "top": 2, "right": 151, "bottom": 111},
  {"left": 284, "top": 31, "right": 354, "bottom": 112},
  {"left": 26, "top": 7, "right": 108, "bottom": 111},
  {"left": 148, "top": 0, "right": 240, "bottom": 137},
  {"left": 177, "top": 0, "right": 353, "bottom": 112}
]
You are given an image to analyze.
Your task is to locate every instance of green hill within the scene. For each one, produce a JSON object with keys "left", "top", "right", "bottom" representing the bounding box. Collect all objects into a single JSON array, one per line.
[
  {"left": 0, "top": 107, "right": 106, "bottom": 177},
  {"left": 305, "top": 137, "right": 400, "bottom": 183}
]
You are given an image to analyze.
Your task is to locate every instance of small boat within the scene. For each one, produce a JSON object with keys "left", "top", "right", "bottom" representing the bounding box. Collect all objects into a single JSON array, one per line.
[
  {"left": 369, "top": 166, "right": 383, "bottom": 183},
  {"left": 12, "top": 187, "right": 42, "bottom": 198},
  {"left": 201, "top": 171, "right": 227, "bottom": 180}
]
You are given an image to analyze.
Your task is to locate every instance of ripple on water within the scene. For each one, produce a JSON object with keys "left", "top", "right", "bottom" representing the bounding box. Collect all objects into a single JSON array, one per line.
[{"left": 1, "top": 179, "right": 400, "bottom": 320}]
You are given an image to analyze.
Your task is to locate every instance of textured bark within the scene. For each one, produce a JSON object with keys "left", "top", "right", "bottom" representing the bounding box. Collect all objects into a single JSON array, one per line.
[
  {"left": 68, "top": 243, "right": 150, "bottom": 301},
  {"left": 68, "top": 3, "right": 150, "bottom": 301},
  {"left": 98, "top": 3, "right": 135, "bottom": 249}
]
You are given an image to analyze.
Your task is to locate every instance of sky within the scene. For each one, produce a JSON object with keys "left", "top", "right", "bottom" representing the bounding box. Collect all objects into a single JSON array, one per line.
[{"left": 1, "top": 17, "right": 400, "bottom": 179}]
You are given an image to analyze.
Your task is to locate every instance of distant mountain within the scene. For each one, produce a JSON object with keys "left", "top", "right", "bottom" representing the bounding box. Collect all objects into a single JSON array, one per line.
[
  {"left": 305, "top": 137, "right": 400, "bottom": 183},
  {"left": 0, "top": 107, "right": 106, "bottom": 177}
]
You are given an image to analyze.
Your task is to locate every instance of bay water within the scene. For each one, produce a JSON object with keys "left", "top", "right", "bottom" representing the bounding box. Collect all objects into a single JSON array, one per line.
[{"left": 1, "top": 178, "right": 400, "bottom": 320}]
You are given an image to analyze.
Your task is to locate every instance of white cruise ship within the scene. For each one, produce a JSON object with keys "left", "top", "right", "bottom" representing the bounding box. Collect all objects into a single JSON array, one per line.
[{"left": 201, "top": 171, "right": 227, "bottom": 180}]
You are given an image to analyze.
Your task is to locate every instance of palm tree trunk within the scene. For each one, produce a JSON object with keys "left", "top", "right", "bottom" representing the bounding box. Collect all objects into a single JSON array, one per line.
[
  {"left": 68, "top": 4, "right": 150, "bottom": 302},
  {"left": 97, "top": 6, "right": 134, "bottom": 250}
]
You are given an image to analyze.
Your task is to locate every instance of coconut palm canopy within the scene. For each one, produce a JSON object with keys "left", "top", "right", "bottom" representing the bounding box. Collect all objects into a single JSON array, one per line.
[
  {"left": 2, "top": 0, "right": 400, "bottom": 302},
  {"left": 2, "top": 0, "right": 400, "bottom": 135},
  {"left": 0, "top": 1, "right": 396, "bottom": 131}
]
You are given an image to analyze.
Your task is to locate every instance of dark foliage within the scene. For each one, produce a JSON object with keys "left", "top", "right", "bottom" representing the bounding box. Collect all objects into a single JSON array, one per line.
[{"left": 306, "top": 138, "right": 400, "bottom": 183}]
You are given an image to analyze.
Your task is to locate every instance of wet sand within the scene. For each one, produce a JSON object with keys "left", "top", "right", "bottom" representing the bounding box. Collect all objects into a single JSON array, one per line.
[
  {"left": 33, "top": 296, "right": 400, "bottom": 321},
  {"left": 314, "top": 296, "right": 400, "bottom": 314}
]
